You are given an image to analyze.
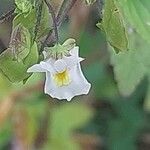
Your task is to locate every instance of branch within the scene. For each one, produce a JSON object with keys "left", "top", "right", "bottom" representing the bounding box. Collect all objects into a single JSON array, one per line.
[
  {"left": 56, "top": 0, "right": 78, "bottom": 27},
  {"left": 40, "top": 0, "right": 77, "bottom": 52},
  {"left": 96, "top": 0, "right": 104, "bottom": 19},
  {"left": 0, "top": 0, "right": 77, "bottom": 53},
  {"left": 44, "top": 0, "right": 59, "bottom": 44},
  {"left": 33, "top": 0, "right": 44, "bottom": 42},
  {"left": 0, "top": 9, "right": 15, "bottom": 23}
]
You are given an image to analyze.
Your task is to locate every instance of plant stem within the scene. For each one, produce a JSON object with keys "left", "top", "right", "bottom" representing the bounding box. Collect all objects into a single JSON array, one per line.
[
  {"left": 44, "top": 0, "right": 59, "bottom": 44},
  {"left": 56, "top": 0, "right": 77, "bottom": 27},
  {"left": 33, "top": 0, "right": 44, "bottom": 42},
  {"left": 96, "top": 0, "right": 104, "bottom": 19},
  {"left": 40, "top": 0, "right": 77, "bottom": 53},
  {"left": 0, "top": 9, "right": 15, "bottom": 23}
]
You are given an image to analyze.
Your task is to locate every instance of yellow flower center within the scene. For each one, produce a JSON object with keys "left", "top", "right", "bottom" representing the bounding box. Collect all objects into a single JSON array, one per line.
[{"left": 53, "top": 70, "right": 71, "bottom": 87}]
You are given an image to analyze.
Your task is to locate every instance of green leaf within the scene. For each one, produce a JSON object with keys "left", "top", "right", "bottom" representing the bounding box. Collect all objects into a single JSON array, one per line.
[
  {"left": 13, "top": 2, "right": 52, "bottom": 40},
  {"left": 13, "top": 9, "right": 36, "bottom": 31},
  {"left": 139, "top": 0, "right": 150, "bottom": 12},
  {"left": 36, "top": 1, "right": 53, "bottom": 39},
  {"left": 97, "top": 0, "right": 128, "bottom": 53},
  {"left": 0, "top": 42, "right": 38, "bottom": 83},
  {"left": 15, "top": 0, "right": 32, "bottom": 13},
  {"left": 115, "top": 0, "right": 150, "bottom": 44},
  {"left": 110, "top": 31, "right": 150, "bottom": 96},
  {"left": 9, "top": 24, "right": 31, "bottom": 61}
]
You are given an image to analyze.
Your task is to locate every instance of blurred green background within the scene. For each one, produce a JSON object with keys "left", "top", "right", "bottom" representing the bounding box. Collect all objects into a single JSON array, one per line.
[{"left": 0, "top": 0, "right": 150, "bottom": 150}]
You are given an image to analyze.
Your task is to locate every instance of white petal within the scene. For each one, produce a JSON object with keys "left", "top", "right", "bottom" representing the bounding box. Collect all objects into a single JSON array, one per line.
[
  {"left": 70, "top": 46, "right": 79, "bottom": 57},
  {"left": 54, "top": 59, "right": 67, "bottom": 73},
  {"left": 27, "top": 64, "right": 46, "bottom": 72},
  {"left": 67, "top": 64, "right": 91, "bottom": 96},
  {"left": 44, "top": 72, "right": 54, "bottom": 96},
  {"left": 44, "top": 63, "right": 91, "bottom": 101},
  {"left": 63, "top": 54, "right": 84, "bottom": 70},
  {"left": 69, "top": 46, "right": 84, "bottom": 60},
  {"left": 44, "top": 72, "right": 67, "bottom": 100},
  {"left": 40, "top": 61, "right": 55, "bottom": 73}
]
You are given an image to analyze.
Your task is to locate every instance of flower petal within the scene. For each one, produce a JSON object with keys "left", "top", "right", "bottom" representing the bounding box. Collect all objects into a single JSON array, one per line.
[
  {"left": 44, "top": 71, "right": 54, "bottom": 96},
  {"left": 70, "top": 46, "right": 84, "bottom": 60},
  {"left": 66, "top": 64, "right": 91, "bottom": 97},
  {"left": 70, "top": 46, "right": 79, "bottom": 56},
  {"left": 54, "top": 59, "right": 67, "bottom": 73},
  {"left": 40, "top": 61, "right": 55, "bottom": 73},
  {"left": 44, "top": 63, "right": 91, "bottom": 101},
  {"left": 63, "top": 46, "right": 84, "bottom": 70},
  {"left": 27, "top": 64, "right": 46, "bottom": 72}
]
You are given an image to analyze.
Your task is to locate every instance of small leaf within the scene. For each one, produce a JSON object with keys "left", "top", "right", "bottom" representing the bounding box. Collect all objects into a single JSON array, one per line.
[
  {"left": 0, "top": 42, "right": 38, "bottom": 83},
  {"left": 36, "top": 1, "right": 53, "bottom": 39},
  {"left": 115, "top": 0, "right": 150, "bottom": 44},
  {"left": 13, "top": 9, "right": 36, "bottom": 31},
  {"left": 15, "top": 0, "right": 32, "bottom": 13},
  {"left": 13, "top": 2, "right": 52, "bottom": 40},
  {"left": 97, "top": 0, "right": 128, "bottom": 52},
  {"left": 9, "top": 24, "right": 31, "bottom": 61}
]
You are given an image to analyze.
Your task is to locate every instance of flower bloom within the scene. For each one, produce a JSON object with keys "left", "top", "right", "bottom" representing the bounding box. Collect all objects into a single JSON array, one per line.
[{"left": 27, "top": 46, "right": 91, "bottom": 101}]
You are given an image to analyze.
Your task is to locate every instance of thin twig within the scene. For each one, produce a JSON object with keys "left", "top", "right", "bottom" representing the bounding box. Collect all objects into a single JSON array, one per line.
[
  {"left": 96, "top": 0, "right": 104, "bottom": 19},
  {"left": 40, "top": 30, "right": 53, "bottom": 54},
  {"left": 0, "top": 0, "right": 77, "bottom": 52},
  {"left": 33, "top": 0, "right": 44, "bottom": 42},
  {"left": 56, "top": 0, "right": 77, "bottom": 27},
  {"left": 44, "top": 0, "right": 59, "bottom": 44},
  {"left": 40, "top": 0, "right": 77, "bottom": 53},
  {"left": 0, "top": 9, "right": 15, "bottom": 23}
]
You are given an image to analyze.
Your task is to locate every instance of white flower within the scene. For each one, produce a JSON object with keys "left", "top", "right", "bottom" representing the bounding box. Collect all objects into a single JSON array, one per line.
[{"left": 27, "top": 46, "right": 91, "bottom": 101}]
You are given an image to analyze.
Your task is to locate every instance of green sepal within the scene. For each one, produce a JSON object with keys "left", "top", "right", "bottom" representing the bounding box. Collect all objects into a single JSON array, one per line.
[
  {"left": 44, "top": 39, "right": 76, "bottom": 59},
  {"left": 84, "top": 0, "right": 96, "bottom": 5},
  {"left": 62, "top": 38, "right": 76, "bottom": 51}
]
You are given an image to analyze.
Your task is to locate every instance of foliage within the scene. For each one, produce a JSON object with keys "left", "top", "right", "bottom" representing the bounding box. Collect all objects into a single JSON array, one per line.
[
  {"left": 109, "top": 0, "right": 150, "bottom": 111},
  {"left": 0, "top": 0, "right": 52, "bottom": 83},
  {"left": 115, "top": 0, "right": 150, "bottom": 44}
]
